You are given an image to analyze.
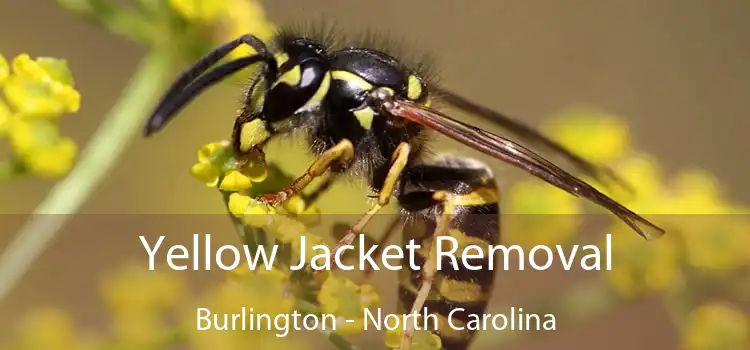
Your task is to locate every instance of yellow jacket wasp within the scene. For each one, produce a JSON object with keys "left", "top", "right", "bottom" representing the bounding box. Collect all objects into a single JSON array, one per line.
[{"left": 144, "top": 25, "right": 665, "bottom": 350}]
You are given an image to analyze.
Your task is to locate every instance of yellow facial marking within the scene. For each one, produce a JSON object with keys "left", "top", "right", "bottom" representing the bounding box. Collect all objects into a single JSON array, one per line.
[
  {"left": 353, "top": 107, "right": 376, "bottom": 129},
  {"left": 274, "top": 65, "right": 301, "bottom": 88},
  {"left": 300, "top": 72, "right": 330, "bottom": 110},
  {"left": 331, "top": 70, "right": 373, "bottom": 90},
  {"left": 274, "top": 52, "right": 290, "bottom": 67},
  {"left": 239, "top": 119, "right": 270, "bottom": 152},
  {"left": 407, "top": 75, "right": 423, "bottom": 100}
]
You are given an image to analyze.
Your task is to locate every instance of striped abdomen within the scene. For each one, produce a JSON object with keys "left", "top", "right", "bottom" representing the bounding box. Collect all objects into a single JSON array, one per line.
[{"left": 397, "top": 157, "right": 500, "bottom": 350}]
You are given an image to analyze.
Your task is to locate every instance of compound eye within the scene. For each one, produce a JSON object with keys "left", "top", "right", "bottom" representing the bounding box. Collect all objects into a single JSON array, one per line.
[{"left": 406, "top": 74, "right": 427, "bottom": 102}]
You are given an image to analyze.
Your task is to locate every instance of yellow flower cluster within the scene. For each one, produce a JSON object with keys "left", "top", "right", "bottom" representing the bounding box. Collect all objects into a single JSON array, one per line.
[
  {"left": 186, "top": 268, "right": 300, "bottom": 350},
  {"left": 100, "top": 264, "right": 185, "bottom": 348},
  {"left": 0, "top": 53, "right": 80, "bottom": 179},
  {"left": 527, "top": 109, "right": 750, "bottom": 298},
  {"left": 3, "top": 263, "right": 310, "bottom": 350},
  {"left": 604, "top": 225, "right": 682, "bottom": 298},
  {"left": 3, "top": 308, "right": 102, "bottom": 350}
]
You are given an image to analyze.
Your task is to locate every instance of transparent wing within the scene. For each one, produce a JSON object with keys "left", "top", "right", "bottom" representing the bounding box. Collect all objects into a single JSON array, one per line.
[
  {"left": 435, "top": 87, "right": 633, "bottom": 194},
  {"left": 385, "top": 98, "right": 665, "bottom": 239}
]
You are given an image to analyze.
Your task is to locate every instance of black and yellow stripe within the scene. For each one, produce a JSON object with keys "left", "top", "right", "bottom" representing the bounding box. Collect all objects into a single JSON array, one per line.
[{"left": 397, "top": 158, "right": 500, "bottom": 350}]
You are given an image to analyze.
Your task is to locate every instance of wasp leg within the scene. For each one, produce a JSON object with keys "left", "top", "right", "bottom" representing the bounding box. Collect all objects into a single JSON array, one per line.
[
  {"left": 397, "top": 157, "right": 500, "bottom": 350},
  {"left": 358, "top": 216, "right": 404, "bottom": 283},
  {"left": 329, "top": 142, "right": 412, "bottom": 259},
  {"left": 301, "top": 171, "right": 341, "bottom": 208},
  {"left": 400, "top": 194, "right": 455, "bottom": 350},
  {"left": 258, "top": 139, "right": 354, "bottom": 205}
]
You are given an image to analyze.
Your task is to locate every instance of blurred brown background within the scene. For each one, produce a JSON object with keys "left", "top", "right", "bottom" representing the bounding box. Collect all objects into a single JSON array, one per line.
[{"left": 1, "top": 0, "right": 748, "bottom": 349}]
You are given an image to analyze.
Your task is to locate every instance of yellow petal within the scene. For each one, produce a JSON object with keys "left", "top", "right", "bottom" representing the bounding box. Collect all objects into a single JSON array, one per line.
[
  {"left": 8, "top": 118, "right": 61, "bottom": 156},
  {"left": 282, "top": 195, "right": 306, "bottom": 215},
  {"left": 12, "top": 53, "right": 51, "bottom": 81},
  {"left": 219, "top": 170, "right": 253, "bottom": 191},
  {"left": 227, "top": 193, "right": 252, "bottom": 217},
  {"left": 24, "top": 137, "right": 78, "bottom": 178},
  {"left": 3, "top": 75, "right": 75, "bottom": 118},
  {"left": 241, "top": 202, "right": 276, "bottom": 227},
  {"left": 190, "top": 162, "right": 219, "bottom": 186},
  {"left": 197, "top": 141, "right": 226, "bottom": 163}
]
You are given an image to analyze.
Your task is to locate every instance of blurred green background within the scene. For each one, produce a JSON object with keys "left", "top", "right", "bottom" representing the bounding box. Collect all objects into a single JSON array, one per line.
[{"left": 0, "top": 0, "right": 748, "bottom": 349}]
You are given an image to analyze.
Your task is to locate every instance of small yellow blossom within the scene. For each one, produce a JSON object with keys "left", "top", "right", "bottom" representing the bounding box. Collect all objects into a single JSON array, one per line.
[
  {"left": 190, "top": 141, "right": 268, "bottom": 189},
  {"left": 228, "top": 192, "right": 253, "bottom": 216},
  {"left": 505, "top": 180, "right": 583, "bottom": 247},
  {"left": 603, "top": 226, "right": 682, "bottom": 298},
  {"left": 680, "top": 214, "right": 750, "bottom": 271},
  {"left": 1, "top": 52, "right": 80, "bottom": 180},
  {"left": 23, "top": 137, "right": 77, "bottom": 178},
  {"left": 683, "top": 302, "right": 749, "bottom": 350},
  {"left": 384, "top": 324, "right": 443, "bottom": 350},
  {"left": 4, "top": 54, "right": 80, "bottom": 117},
  {"left": 197, "top": 140, "right": 227, "bottom": 162},
  {"left": 191, "top": 162, "right": 220, "bottom": 186},
  {"left": 668, "top": 170, "right": 730, "bottom": 214},
  {"left": 318, "top": 275, "right": 381, "bottom": 335},
  {"left": 543, "top": 108, "right": 631, "bottom": 163},
  {"left": 283, "top": 195, "right": 307, "bottom": 215},
  {"left": 7, "top": 118, "right": 78, "bottom": 178}
]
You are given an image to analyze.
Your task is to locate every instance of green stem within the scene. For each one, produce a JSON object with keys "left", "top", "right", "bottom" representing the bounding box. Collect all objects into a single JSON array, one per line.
[{"left": 0, "top": 49, "right": 174, "bottom": 303}]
